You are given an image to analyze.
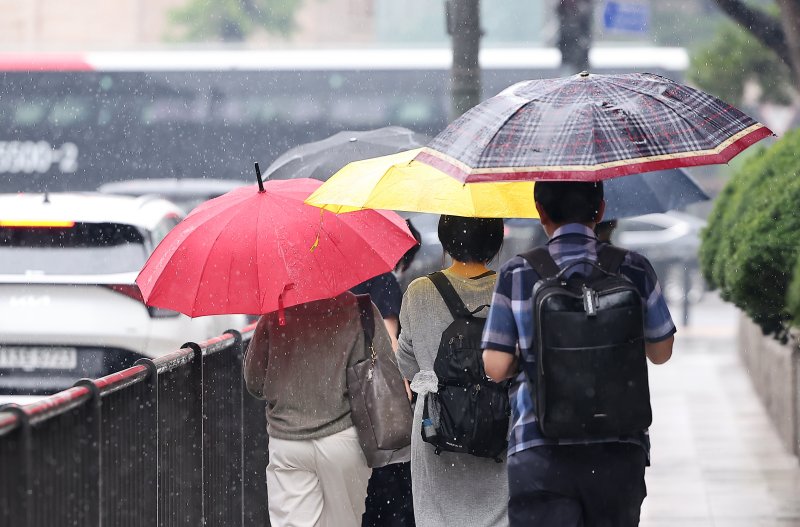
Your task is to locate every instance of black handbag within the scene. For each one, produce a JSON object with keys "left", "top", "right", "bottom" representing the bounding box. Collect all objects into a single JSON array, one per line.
[{"left": 347, "top": 295, "right": 412, "bottom": 468}]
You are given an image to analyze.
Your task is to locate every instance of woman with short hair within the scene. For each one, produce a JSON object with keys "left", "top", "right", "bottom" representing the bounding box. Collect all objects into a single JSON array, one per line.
[{"left": 397, "top": 215, "right": 509, "bottom": 527}]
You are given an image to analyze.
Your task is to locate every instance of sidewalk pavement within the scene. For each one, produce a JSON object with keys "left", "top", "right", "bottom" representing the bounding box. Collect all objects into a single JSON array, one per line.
[{"left": 641, "top": 293, "right": 800, "bottom": 526}]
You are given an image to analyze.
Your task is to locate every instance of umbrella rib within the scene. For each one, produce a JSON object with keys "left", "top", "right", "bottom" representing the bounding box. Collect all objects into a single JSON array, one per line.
[
  {"left": 473, "top": 100, "right": 533, "bottom": 172},
  {"left": 298, "top": 203, "right": 351, "bottom": 296},
  {"left": 602, "top": 77, "right": 736, "bottom": 140},
  {"left": 472, "top": 77, "right": 575, "bottom": 172},
  {"left": 189, "top": 200, "right": 257, "bottom": 317},
  {"left": 295, "top": 205, "right": 404, "bottom": 297},
  {"left": 330, "top": 213, "right": 402, "bottom": 277},
  {"left": 254, "top": 192, "right": 266, "bottom": 314},
  {"left": 262, "top": 196, "right": 301, "bottom": 308},
  {"left": 306, "top": 217, "right": 346, "bottom": 297},
  {"left": 141, "top": 219, "right": 202, "bottom": 303},
  {"left": 145, "top": 209, "right": 234, "bottom": 316}
]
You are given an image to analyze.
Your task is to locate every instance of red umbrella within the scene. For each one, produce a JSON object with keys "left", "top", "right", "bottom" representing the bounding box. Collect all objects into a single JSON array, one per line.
[{"left": 136, "top": 173, "right": 416, "bottom": 322}]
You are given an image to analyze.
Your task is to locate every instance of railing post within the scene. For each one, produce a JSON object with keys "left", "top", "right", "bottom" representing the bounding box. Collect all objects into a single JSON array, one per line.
[
  {"left": 0, "top": 405, "right": 33, "bottom": 527},
  {"left": 23, "top": 386, "right": 98, "bottom": 526},
  {"left": 96, "top": 358, "right": 159, "bottom": 527},
  {"left": 156, "top": 344, "right": 203, "bottom": 527},
  {"left": 73, "top": 379, "right": 102, "bottom": 527},
  {"left": 203, "top": 330, "right": 245, "bottom": 527}
]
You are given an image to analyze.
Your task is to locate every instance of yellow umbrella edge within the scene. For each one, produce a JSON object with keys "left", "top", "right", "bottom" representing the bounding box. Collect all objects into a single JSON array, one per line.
[{"left": 306, "top": 151, "right": 539, "bottom": 219}]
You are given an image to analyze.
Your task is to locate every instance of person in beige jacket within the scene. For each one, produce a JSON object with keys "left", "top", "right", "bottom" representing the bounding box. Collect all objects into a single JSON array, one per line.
[{"left": 244, "top": 291, "right": 394, "bottom": 527}]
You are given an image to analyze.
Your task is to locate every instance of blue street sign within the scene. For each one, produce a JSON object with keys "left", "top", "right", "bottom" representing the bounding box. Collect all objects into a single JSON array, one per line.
[{"left": 603, "top": 0, "right": 650, "bottom": 34}]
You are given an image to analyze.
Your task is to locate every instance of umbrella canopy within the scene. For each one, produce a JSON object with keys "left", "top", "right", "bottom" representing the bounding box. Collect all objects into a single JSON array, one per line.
[
  {"left": 602, "top": 167, "right": 708, "bottom": 220},
  {"left": 265, "top": 126, "right": 431, "bottom": 181},
  {"left": 306, "top": 149, "right": 709, "bottom": 220},
  {"left": 413, "top": 71, "right": 772, "bottom": 183},
  {"left": 306, "top": 149, "right": 538, "bottom": 218},
  {"left": 137, "top": 177, "right": 417, "bottom": 318}
]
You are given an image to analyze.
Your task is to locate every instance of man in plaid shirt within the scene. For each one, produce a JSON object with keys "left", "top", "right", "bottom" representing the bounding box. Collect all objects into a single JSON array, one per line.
[{"left": 482, "top": 181, "right": 675, "bottom": 527}]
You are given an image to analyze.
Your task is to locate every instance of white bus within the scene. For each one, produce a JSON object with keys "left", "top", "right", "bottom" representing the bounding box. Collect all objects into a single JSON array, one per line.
[{"left": 0, "top": 47, "right": 688, "bottom": 192}]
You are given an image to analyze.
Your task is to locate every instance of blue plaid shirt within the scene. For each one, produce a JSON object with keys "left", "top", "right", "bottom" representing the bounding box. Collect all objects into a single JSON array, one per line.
[{"left": 481, "top": 224, "right": 676, "bottom": 458}]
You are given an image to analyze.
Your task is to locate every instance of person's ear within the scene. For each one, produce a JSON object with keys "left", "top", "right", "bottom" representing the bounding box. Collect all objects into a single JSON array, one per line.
[
  {"left": 594, "top": 199, "right": 606, "bottom": 223},
  {"left": 535, "top": 201, "right": 550, "bottom": 225}
]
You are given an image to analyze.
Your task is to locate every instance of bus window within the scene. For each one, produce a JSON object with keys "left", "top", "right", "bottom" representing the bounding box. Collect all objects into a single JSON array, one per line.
[
  {"left": 392, "top": 99, "right": 438, "bottom": 127},
  {"left": 13, "top": 101, "right": 49, "bottom": 127},
  {"left": 141, "top": 96, "right": 207, "bottom": 125},
  {"left": 330, "top": 97, "right": 389, "bottom": 127},
  {"left": 47, "top": 97, "right": 91, "bottom": 127},
  {"left": 0, "top": 47, "right": 687, "bottom": 193}
]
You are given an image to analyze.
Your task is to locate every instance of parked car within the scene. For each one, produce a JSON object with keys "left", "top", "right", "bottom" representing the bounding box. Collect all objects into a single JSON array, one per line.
[
  {"left": 613, "top": 211, "right": 706, "bottom": 304},
  {"left": 613, "top": 212, "right": 703, "bottom": 264},
  {"left": 97, "top": 178, "right": 248, "bottom": 214},
  {"left": 0, "top": 192, "right": 248, "bottom": 397}
]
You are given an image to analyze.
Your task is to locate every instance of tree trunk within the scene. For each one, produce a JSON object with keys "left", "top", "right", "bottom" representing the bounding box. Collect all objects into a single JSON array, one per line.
[
  {"left": 557, "top": 0, "right": 594, "bottom": 74},
  {"left": 711, "top": 0, "right": 793, "bottom": 74},
  {"left": 447, "top": 0, "right": 482, "bottom": 119},
  {"left": 776, "top": 0, "right": 800, "bottom": 87}
]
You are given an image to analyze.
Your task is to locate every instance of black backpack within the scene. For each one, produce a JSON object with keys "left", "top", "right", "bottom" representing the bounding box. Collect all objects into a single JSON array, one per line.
[
  {"left": 519, "top": 246, "right": 652, "bottom": 439},
  {"left": 420, "top": 272, "right": 510, "bottom": 461}
]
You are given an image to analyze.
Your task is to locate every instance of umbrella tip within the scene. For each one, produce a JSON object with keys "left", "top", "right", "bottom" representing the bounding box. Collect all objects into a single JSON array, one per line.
[
  {"left": 254, "top": 162, "right": 265, "bottom": 193},
  {"left": 579, "top": 71, "right": 590, "bottom": 78}
]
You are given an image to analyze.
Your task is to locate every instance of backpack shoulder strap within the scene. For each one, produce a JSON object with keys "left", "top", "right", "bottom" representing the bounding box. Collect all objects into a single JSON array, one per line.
[
  {"left": 596, "top": 245, "right": 628, "bottom": 275},
  {"left": 427, "top": 271, "right": 471, "bottom": 319},
  {"left": 518, "top": 247, "right": 560, "bottom": 279},
  {"left": 354, "top": 294, "right": 375, "bottom": 343}
]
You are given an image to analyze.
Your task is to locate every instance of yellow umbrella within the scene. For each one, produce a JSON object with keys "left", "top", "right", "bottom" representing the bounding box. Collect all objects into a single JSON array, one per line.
[{"left": 304, "top": 149, "right": 538, "bottom": 218}]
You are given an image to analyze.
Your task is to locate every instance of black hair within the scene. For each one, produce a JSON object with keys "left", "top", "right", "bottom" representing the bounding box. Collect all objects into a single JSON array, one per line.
[
  {"left": 533, "top": 181, "right": 604, "bottom": 224},
  {"left": 437, "top": 215, "right": 504, "bottom": 263},
  {"left": 395, "top": 219, "right": 422, "bottom": 272},
  {"left": 594, "top": 220, "right": 618, "bottom": 243}
]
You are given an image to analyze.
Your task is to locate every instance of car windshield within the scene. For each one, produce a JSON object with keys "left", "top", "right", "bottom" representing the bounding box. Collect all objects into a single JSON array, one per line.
[{"left": 0, "top": 222, "right": 148, "bottom": 275}]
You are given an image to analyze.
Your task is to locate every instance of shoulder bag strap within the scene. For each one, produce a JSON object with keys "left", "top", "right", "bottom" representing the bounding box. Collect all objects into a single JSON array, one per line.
[
  {"left": 518, "top": 247, "right": 560, "bottom": 278},
  {"left": 354, "top": 294, "right": 375, "bottom": 344},
  {"left": 595, "top": 245, "right": 628, "bottom": 276},
  {"left": 427, "top": 271, "right": 472, "bottom": 320}
]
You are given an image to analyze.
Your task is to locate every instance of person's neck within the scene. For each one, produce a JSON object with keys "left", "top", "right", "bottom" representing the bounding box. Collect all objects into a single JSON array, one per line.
[
  {"left": 447, "top": 260, "right": 491, "bottom": 279},
  {"left": 543, "top": 221, "right": 596, "bottom": 238}
]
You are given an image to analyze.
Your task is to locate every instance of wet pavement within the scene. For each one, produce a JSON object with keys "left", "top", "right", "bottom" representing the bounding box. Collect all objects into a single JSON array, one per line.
[{"left": 642, "top": 293, "right": 800, "bottom": 526}]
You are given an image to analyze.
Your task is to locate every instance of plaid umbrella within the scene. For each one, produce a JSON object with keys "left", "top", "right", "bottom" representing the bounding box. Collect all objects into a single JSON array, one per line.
[{"left": 416, "top": 72, "right": 773, "bottom": 183}]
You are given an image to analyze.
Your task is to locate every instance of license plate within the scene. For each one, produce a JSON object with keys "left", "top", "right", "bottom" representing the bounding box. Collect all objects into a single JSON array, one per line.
[{"left": 0, "top": 346, "right": 78, "bottom": 371}]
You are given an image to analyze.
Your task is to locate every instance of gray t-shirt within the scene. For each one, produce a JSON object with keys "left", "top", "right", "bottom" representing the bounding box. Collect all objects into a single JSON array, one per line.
[{"left": 397, "top": 269, "right": 509, "bottom": 527}]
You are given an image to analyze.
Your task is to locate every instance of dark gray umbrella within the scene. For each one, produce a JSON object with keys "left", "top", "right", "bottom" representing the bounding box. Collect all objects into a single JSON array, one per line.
[
  {"left": 603, "top": 168, "right": 709, "bottom": 220},
  {"left": 265, "top": 126, "right": 431, "bottom": 181}
]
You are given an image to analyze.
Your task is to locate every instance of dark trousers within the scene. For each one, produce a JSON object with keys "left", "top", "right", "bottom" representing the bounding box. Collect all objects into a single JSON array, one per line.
[
  {"left": 508, "top": 443, "right": 647, "bottom": 527},
  {"left": 362, "top": 462, "right": 415, "bottom": 527}
]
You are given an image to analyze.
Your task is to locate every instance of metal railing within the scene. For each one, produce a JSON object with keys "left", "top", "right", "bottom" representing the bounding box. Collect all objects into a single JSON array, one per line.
[{"left": 0, "top": 324, "right": 269, "bottom": 527}]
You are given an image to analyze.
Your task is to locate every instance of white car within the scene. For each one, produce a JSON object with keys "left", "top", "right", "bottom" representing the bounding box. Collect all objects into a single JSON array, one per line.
[
  {"left": 97, "top": 178, "right": 248, "bottom": 215},
  {"left": 613, "top": 212, "right": 707, "bottom": 305},
  {"left": 0, "top": 193, "right": 247, "bottom": 397}
]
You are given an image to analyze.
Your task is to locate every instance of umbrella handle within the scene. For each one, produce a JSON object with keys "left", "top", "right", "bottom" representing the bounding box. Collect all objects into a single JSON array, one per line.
[
  {"left": 254, "top": 162, "right": 265, "bottom": 193},
  {"left": 277, "top": 293, "right": 286, "bottom": 326}
]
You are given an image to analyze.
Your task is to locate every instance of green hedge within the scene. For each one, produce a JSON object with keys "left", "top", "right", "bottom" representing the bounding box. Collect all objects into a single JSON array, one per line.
[{"left": 700, "top": 128, "right": 800, "bottom": 338}]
